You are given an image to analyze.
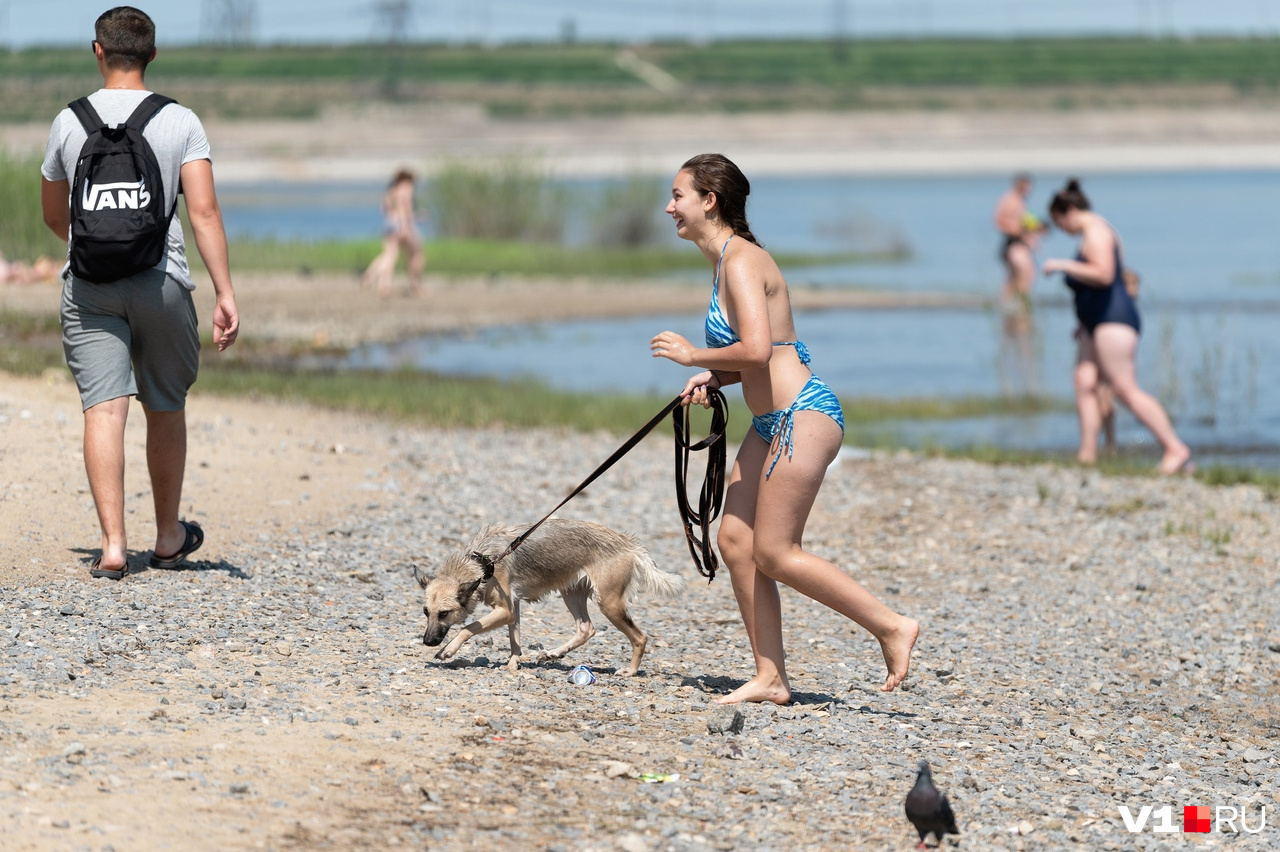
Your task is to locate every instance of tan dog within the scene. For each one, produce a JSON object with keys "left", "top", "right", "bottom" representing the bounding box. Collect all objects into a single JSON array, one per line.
[{"left": 416, "top": 519, "right": 683, "bottom": 676}]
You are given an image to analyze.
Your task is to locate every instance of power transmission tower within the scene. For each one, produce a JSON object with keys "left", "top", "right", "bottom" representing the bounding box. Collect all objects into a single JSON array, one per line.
[
  {"left": 200, "top": 0, "right": 257, "bottom": 46},
  {"left": 832, "top": 0, "right": 849, "bottom": 63},
  {"left": 373, "top": 0, "right": 414, "bottom": 98}
]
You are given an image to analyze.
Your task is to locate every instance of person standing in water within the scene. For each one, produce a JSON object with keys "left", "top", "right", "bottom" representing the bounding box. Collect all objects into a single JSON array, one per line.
[
  {"left": 995, "top": 172, "right": 1046, "bottom": 309},
  {"left": 650, "top": 153, "right": 919, "bottom": 704},
  {"left": 1042, "top": 178, "right": 1192, "bottom": 474},
  {"left": 362, "top": 168, "right": 425, "bottom": 298},
  {"left": 994, "top": 173, "right": 1047, "bottom": 396}
]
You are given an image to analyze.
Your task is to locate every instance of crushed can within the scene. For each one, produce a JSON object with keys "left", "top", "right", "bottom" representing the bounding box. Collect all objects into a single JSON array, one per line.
[{"left": 568, "top": 664, "right": 596, "bottom": 685}]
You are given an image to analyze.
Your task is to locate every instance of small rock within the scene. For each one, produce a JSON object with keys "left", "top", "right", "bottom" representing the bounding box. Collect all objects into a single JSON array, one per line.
[
  {"left": 615, "top": 832, "right": 649, "bottom": 852},
  {"left": 603, "top": 761, "right": 635, "bottom": 779},
  {"left": 1017, "top": 820, "right": 1035, "bottom": 836},
  {"left": 707, "top": 708, "right": 745, "bottom": 735}
]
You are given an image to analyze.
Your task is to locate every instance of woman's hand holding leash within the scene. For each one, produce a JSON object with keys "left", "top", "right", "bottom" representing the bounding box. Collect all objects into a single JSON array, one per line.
[{"left": 679, "top": 370, "right": 720, "bottom": 408}]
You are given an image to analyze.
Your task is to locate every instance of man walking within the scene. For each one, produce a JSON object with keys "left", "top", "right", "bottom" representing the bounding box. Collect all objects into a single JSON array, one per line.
[{"left": 41, "top": 6, "right": 239, "bottom": 579}]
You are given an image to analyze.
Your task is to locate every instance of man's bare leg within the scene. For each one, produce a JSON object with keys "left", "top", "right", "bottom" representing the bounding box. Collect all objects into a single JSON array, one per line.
[
  {"left": 144, "top": 407, "right": 189, "bottom": 559},
  {"left": 83, "top": 397, "right": 131, "bottom": 571}
]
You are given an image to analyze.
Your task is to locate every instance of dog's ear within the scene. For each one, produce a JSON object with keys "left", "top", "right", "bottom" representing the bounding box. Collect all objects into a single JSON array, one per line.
[
  {"left": 411, "top": 564, "right": 431, "bottom": 588},
  {"left": 458, "top": 576, "right": 484, "bottom": 604}
]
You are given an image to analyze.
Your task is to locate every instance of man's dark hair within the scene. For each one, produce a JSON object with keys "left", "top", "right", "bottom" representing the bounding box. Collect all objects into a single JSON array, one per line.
[{"left": 95, "top": 6, "right": 156, "bottom": 72}]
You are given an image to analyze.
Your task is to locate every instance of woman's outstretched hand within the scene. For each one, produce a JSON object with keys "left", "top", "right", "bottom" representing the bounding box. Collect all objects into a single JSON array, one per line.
[{"left": 650, "top": 331, "right": 696, "bottom": 367}]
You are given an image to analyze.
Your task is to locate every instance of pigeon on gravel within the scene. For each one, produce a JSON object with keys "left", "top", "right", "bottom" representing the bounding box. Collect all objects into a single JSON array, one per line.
[{"left": 904, "top": 759, "right": 959, "bottom": 848}]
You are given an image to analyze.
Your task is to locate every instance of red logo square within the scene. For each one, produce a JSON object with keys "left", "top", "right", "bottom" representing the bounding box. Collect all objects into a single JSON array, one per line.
[{"left": 1184, "top": 805, "right": 1211, "bottom": 833}]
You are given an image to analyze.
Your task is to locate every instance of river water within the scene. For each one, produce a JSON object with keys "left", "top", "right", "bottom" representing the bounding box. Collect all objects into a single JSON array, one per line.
[{"left": 219, "top": 170, "right": 1280, "bottom": 469}]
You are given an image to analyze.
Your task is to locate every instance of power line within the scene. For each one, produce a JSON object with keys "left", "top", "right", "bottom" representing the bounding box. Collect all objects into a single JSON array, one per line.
[{"left": 200, "top": 0, "right": 258, "bottom": 46}]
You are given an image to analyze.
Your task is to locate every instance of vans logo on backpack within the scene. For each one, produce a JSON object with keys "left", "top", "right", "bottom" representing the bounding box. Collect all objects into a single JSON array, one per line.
[
  {"left": 67, "top": 93, "right": 178, "bottom": 284},
  {"left": 82, "top": 178, "right": 153, "bottom": 212}
]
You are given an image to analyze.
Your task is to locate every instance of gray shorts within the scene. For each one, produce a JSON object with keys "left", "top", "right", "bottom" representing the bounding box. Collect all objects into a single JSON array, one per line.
[{"left": 61, "top": 267, "right": 200, "bottom": 412}]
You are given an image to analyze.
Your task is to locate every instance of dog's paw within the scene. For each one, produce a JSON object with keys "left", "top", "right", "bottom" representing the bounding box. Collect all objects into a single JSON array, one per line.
[
  {"left": 616, "top": 667, "right": 638, "bottom": 677},
  {"left": 504, "top": 656, "right": 522, "bottom": 672}
]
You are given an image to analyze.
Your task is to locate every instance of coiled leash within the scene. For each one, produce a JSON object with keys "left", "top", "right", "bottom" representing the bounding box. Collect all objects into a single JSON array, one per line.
[
  {"left": 472, "top": 388, "right": 729, "bottom": 583},
  {"left": 673, "top": 388, "right": 727, "bottom": 581}
]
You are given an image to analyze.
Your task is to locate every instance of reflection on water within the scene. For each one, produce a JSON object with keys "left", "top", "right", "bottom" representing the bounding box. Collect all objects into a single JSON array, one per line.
[{"left": 997, "top": 298, "right": 1041, "bottom": 398}]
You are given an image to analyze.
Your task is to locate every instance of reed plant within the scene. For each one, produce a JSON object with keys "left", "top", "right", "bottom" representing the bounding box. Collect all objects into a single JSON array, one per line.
[
  {"left": 591, "top": 174, "right": 667, "bottom": 248},
  {"left": 0, "top": 151, "right": 67, "bottom": 262},
  {"left": 427, "top": 157, "right": 567, "bottom": 243}
]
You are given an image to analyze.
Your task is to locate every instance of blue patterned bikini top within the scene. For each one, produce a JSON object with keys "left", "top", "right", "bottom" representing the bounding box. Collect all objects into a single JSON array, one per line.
[{"left": 704, "top": 236, "right": 811, "bottom": 364}]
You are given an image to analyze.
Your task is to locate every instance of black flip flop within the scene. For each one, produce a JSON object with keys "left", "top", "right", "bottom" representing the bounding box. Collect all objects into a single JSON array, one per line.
[
  {"left": 149, "top": 520, "right": 204, "bottom": 569},
  {"left": 89, "top": 556, "right": 129, "bottom": 581}
]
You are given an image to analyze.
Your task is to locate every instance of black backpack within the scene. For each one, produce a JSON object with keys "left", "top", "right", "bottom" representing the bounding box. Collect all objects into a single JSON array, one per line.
[{"left": 67, "top": 93, "right": 176, "bottom": 283}]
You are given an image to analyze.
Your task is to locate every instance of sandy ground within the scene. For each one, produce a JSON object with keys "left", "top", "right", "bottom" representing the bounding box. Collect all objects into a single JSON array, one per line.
[
  {"left": 0, "top": 259, "right": 989, "bottom": 587},
  {"left": 0, "top": 270, "right": 980, "bottom": 350},
  {"left": 0, "top": 268, "right": 976, "bottom": 586},
  {"left": 5, "top": 103, "right": 1280, "bottom": 181}
]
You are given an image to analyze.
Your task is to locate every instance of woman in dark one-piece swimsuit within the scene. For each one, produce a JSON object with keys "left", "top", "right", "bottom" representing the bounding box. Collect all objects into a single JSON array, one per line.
[{"left": 1042, "top": 178, "right": 1192, "bottom": 474}]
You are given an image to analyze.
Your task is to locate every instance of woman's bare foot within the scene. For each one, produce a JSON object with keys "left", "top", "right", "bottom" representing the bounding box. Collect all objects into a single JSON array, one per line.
[
  {"left": 1158, "top": 446, "right": 1193, "bottom": 475},
  {"left": 879, "top": 616, "right": 920, "bottom": 692},
  {"left": 716, "top": 674, "right": 790, "bottom": 705}
]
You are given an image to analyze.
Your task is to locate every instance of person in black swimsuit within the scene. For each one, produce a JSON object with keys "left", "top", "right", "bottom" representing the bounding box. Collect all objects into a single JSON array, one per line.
[{"left": 1042, "top": 178, "right": 1192, "bottom": 474}]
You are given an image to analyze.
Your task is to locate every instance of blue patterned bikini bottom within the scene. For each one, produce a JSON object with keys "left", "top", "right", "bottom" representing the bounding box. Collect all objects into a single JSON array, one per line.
[{"left": 751, "top": 373, "right": 846, "bottom": 479}]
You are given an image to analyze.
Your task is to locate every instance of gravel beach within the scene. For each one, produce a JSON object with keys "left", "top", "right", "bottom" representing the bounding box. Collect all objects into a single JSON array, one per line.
[
  {"left": 5, "top": 91, "right": 1279, "bottom": 848},
  {"left": 2, "top": 367, "right": 1278, "bottom": 850}
]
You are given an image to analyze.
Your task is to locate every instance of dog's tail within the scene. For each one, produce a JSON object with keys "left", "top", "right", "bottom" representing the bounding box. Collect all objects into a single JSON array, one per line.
[{"left": 628, "top": 550, "right": 685, "bottom": 601}]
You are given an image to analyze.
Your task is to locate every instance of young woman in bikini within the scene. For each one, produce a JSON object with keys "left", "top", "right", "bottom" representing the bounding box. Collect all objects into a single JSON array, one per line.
[{"left": 650, "top": 153, "right": 919, "bottom": 704}]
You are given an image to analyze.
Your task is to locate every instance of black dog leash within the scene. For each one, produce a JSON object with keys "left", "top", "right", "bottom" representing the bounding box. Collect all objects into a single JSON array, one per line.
[
  {"left": 674, "top": 388, "right": 727, "bottom": 581},
  {"left": 474, "top": 389, "right": 729, "bottom": 582}
]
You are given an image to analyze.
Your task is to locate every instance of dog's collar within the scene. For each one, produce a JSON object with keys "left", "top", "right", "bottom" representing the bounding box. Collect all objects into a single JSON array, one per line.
[{"left": 470, "top": 551, "right": 497, "bottom": 580}]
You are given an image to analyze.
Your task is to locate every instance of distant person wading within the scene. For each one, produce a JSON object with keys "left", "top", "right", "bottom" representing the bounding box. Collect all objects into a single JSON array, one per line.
[
  {"left": 1042, "top": 178, "right": 1192, "bottom": 475},
  {"left": 362, "top": 168, "right": 425, "bottom": 298}
]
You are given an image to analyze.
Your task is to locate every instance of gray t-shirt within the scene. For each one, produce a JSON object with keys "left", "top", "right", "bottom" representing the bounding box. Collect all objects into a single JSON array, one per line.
[{"left": 42, "top": 89, "right": 212, "bottom": 291}]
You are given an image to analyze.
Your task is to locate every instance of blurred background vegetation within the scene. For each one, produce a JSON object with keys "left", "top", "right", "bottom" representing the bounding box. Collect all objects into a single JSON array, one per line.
[{"left": 2, "top": 37, "right": 1279, "bottom": 122}]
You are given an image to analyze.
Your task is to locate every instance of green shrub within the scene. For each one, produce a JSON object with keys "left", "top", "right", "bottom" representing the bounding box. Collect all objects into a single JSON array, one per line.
[
  {"left": 591, "top": 174, "right": 668, "bottom": 248},
  {"left": 0, "top": 151, "right": 67, "bottom": 262},
  {"left": 427, "top": 156, "right": 567, "bottom": 242}
]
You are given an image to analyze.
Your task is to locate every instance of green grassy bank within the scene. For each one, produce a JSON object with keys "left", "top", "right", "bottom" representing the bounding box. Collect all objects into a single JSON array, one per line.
[
  {"left": 6, "top": 37, "right": 1280, "bottom": 89},
  {"left": 201, "top": 237, "right": 894, "bottom": 278},
  {"left": 4, "top": 37, "right": 1280, "bottom": 121}
]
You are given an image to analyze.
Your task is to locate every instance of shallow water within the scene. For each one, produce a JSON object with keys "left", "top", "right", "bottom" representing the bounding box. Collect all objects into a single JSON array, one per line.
[
  {"left": 221, "top": 170, "right": 1280, "bottom": 468},
  {"left": 344, "top": 301, "right": 1279, "bottom": 468}
]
